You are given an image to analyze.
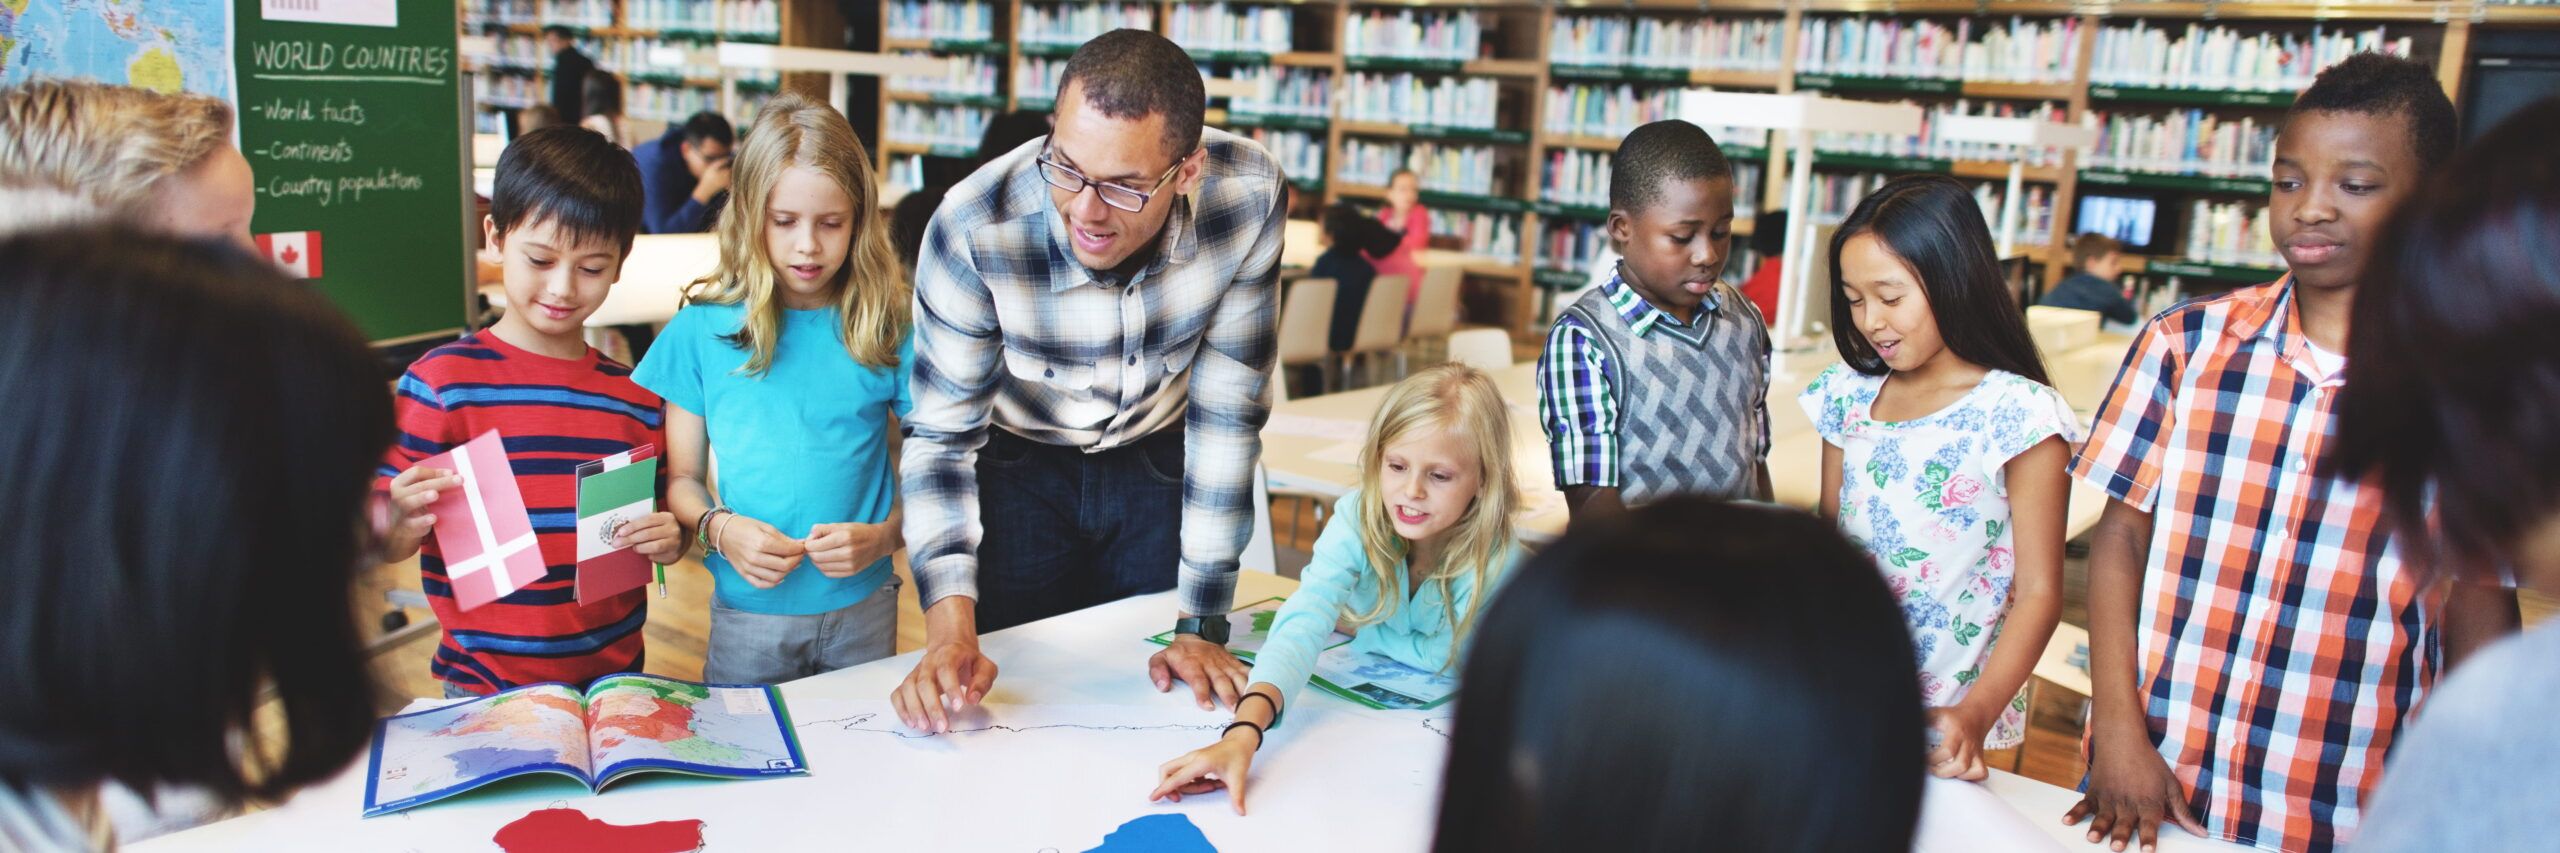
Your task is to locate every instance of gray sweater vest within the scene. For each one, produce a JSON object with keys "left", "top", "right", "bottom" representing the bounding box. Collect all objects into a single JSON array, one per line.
[{"left": 1561, "top": 281, "right": 1770, "bottom": 505}]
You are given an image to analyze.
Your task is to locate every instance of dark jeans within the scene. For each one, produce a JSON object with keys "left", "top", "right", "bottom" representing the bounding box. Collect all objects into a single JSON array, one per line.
[{"left": 974, "top": 425, "right": 1184, "bottom": 633}]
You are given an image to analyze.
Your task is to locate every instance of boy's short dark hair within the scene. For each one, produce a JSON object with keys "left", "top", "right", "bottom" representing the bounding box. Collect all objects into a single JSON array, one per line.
[
  {"left": 2071, "top": 232, "right": 2123, "bottom": 269},
  {"left": 541, "top": 24, "right": 575, "bottom": 41},
  {"left": 1057, "top": 29, "right": 1204, "bottom": 161},
  {"left": 2290, "top": 52, "right": 2458, "bottom": 171},
  {"left": 679, "top": 110, "right": 734, "bottom": 149},
  {"left": 491, "top": 125, "right": 645, "bottom": 253},
  {"left": 1610, "top": 120, "right": 1734, "bottom": 215},
  {"left": 0, "top": 227, "right": 386, "bottom": 803}
]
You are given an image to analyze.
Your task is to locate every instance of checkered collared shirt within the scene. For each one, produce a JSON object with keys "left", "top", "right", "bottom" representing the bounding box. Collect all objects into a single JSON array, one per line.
[
  {"left": 901, "top": 128, "right": 1284, "bottom": 619},
  {"left": 2072, "top": 276, "right": 2437, "bottom": 853}
]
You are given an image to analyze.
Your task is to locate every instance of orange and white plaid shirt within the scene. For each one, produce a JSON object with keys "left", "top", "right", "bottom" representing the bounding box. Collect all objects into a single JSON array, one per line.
[{"left": 2071, "top": 277, "right": 2438, "bottom": 853}]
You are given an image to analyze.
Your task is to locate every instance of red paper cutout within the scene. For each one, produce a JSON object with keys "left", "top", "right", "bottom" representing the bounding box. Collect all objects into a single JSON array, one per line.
[{"left": 492, "top": 807, "right": 704, "bottom": 853}]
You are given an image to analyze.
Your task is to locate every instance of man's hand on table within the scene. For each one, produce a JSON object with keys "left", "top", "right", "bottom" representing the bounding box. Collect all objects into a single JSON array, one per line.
[
  {"left": 1151, "top": 633, "right": 1249, "bottom": 710},
  {"left": 892, "top": 597, "right": 998, "bottom": 733}
]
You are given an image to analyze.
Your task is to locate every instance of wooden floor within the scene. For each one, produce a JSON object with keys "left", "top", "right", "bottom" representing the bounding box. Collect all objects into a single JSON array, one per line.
[{"left": 343, "top": 504, "right": 2556, "bottom": 793}]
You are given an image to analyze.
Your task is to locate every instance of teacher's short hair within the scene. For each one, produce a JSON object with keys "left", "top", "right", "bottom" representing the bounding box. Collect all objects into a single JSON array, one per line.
[
  {"left": 1056, "top": 29, "right": 1204, "bottom": 160},
  {"left": 0, "top": 228, "right": 387, "bottom": 804}
]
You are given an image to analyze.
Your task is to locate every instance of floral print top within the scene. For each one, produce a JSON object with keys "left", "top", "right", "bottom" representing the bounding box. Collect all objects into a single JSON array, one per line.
[{"left": 1799, "top": 364, "right": 2080, "bottom": 748}]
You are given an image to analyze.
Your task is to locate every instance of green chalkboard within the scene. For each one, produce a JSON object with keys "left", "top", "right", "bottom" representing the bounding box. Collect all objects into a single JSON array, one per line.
[{"left": 233, "top": 1, "right": 470, "bottom": 344}]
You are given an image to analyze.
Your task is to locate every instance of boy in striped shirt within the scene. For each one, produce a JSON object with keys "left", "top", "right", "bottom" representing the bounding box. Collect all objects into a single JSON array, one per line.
[{"left": 378, "top": 127, "right": 686, "bottom": 696}]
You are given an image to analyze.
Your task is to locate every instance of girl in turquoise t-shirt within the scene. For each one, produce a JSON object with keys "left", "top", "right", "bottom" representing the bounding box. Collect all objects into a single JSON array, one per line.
[
  {"left": 632, "top": 94, "right": 914, "bottom": 684},
  {"left": 1148, "top": 364, "right": 1525, "bottom": 814}
]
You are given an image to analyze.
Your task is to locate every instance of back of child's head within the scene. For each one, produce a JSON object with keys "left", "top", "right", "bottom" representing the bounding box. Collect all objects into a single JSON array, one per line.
[
  {"left": 2335, "top": 96, "right": 2560, "bottom": 580},
  {"left": 1351, "top": 364, "right": 1521, "bottom": 634},
  {"left": 490, "top": 125, "right": 644, "bottom": 254},
  {"left": 0, "top": 226, "right": 386, "bottom": 804},
  {"left": 1322, "top": 202, "right": 1399, "bottom": 257},
  {"left": 2070, "top": 232, "right": 2123, "bottom": 270},
  {"left": 1609, "top": 119, "right": 1733, "bottom": 216},
  {"left": 698, "top": 93, "right": 908, "bottom": 373},
  {"left": 582, "top": 70, "right": 623, "bottom": 120},
  {"left": 1433, "top": 497, "right": 1924, "bottom": 852},
  {"left": 1828, "top": 174, "right": 2048, "bottom": 384},
  {"left": 2288, "top": 52, "right": 2457, "bottom": 173},
  {"left": 1750, "top": 209, "right": 1789, "bottom": 258}
]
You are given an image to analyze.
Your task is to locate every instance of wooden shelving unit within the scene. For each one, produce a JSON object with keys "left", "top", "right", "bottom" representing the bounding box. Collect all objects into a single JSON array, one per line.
[
  {"left": 840, "top": 0, "right": 2523, "bottom": 334},
  {"left": 458, "top": 0, "right": 836, "bottom": 137}
]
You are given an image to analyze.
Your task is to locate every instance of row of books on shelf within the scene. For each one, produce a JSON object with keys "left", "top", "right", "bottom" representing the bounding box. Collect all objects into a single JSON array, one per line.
[
  {"left": 889, "top": 0, "right": 996, "bottom": 42},
  {"left": 1251, "top": 129, "right": 1326, "bottom": 188},
  {"left": 1540, "top": 155, "right": 1768, "bottom": 215},
  {"left": 1023, "top": 2, "right": 1153, "bottom": 47},
  {"left": 630, "top": 83, "right": 730, "bottom": 123},
  {"left": 1431, "top": 210, "right": 1522, "bottom": 259},
  {"left": 532, "top": 0, "right": 611, "bottom": 29},
  {"left": 894, "top": 53, "right": 1000, "bottom": 97},
  {"left": 640, "top": 0, "right": 776, "bottom": 35},
  {"left": 1798, "top": 16, "right": 2082, "bottom": 84},
  {"left": 602, "top": 38, "right": 728, "bottom": 82},
  {"left": 2178, "top": 199, "right": 2280, "bottom": 269},
  {"left": 1974, "top": 184, "right": 2056, "bottom": 247},
  {"left": 1549, "top": 15, "right": 1785, "bottom": 72},
  {"left": 1339, "top": 139, "right": 1501, "bottom": 196},
  {"left": 470, "top": 33, "right": 552, "bottom": 72},
  {"left": 888, "top": 103, "right": 993, "bottom": 149},
  {"left": 1808, "top": 100, "right": 2073, "bottom": 166},
  {"left": 1343, "top": 9, "right": 1482, "bottom": 62},
  {"left": 2086, "top": 109, "right": 2274, "bottom": 180},
  {"left": 464, "top": 0, "right": 541, "bottom": 28},
  {"left": 475, "top": 75, "right": 540, "bottom": 110},
  {"left": 1019, "top": 57, "right": 1066, "bottom": 105},
  {"left": 2090, "top": 23, "right": 2409, "bottom": 93},
  {"left": 1229, "top": 67, "right": 1331, "bottom": 118},
  {"left": 1165, "top": 3, "right": 1294, "bottom": 55},
  {"left": 1338, "top": 72, "right": 1500, "bottom": 130},
  {"left": 1544, "top": 83, "right": 1770, "bottom": 147},
  {"left": 886, "top": 155, "right": 928, "bottom": 192}
]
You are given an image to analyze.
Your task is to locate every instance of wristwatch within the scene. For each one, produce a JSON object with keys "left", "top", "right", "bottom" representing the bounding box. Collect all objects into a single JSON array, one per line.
[{"left": 1172, "top": 616, "right": 1230, "bottom": 645}]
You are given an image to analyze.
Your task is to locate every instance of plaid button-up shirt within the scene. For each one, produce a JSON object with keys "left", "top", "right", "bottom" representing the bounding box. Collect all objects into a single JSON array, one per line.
[
  {"left": 2072, "top": 277, "right": 2437, "bottom": 853},
  {"left": 901, "top": 129, "right": 1284, "bottom": 619}
]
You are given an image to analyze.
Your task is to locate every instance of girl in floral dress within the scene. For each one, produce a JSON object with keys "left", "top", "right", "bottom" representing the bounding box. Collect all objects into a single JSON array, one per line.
[{"left": 1798, "top": 176, "right": 2075, "bottom": 781}]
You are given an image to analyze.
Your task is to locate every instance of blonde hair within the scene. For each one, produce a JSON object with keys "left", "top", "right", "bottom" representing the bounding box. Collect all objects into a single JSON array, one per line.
[
  {"left": 0, "top": 79, "right": 234, "bottom": 220},
  {"left": 684, "top": 94, "right": 908, "bottom": 374},
  {"left": 1349, "top": 364, "right": 1522, "bottom": 665},
  {"left": 0, "top": 186, "right": 111, "bottom": 235}
]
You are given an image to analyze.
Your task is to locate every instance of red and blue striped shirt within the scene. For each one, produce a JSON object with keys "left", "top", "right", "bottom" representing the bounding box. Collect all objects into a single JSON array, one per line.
[{"left": 377, "top": 331, "right": 665, "bottom": 695}]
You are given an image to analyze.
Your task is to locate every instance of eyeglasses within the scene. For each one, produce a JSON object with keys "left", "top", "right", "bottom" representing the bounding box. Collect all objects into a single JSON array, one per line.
[{"left": 1036, "top": 147, "right": 1189, "bottom": 213}]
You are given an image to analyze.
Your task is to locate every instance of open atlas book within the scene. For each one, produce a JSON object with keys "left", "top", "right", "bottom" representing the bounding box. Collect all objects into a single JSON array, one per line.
[{"left": 363, "top": 674, "right": 807, "bottom": 816}]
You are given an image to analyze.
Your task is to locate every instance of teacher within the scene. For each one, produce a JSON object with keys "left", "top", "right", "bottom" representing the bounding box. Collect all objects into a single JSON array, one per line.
[{"left": 896, "top": 29, "right": 1283, "bottom": 731}]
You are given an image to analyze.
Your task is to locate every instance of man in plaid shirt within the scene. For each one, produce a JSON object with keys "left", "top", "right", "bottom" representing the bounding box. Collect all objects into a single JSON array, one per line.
[
  {"left": 2064, "top": 54, "right": 2517, "bottom": 853},
  {"left": 893, "top": 30, "right": 1284, "bottom": 732}
]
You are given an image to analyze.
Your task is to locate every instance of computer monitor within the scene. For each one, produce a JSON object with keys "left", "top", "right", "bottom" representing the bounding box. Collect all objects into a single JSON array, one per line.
[{"left": 2073, "top": 194, "right": 2163, "bottom": 253}]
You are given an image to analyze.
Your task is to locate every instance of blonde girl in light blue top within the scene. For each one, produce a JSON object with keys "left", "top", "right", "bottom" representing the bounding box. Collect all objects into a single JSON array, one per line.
[{"left": 1148, "top": 364, "right": 1525, "bottom": 815}]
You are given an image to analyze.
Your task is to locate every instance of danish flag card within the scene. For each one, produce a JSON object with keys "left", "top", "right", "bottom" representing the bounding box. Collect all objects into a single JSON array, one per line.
[
  {"left": 254, "top": 231, "right": 323, "bottom": 278},
  {"left": 417, "top": 430, "right": 545, "bottom": 611}
]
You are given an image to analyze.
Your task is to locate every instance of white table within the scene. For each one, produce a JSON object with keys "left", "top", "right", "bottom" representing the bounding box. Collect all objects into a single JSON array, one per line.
[{"left": 142, "top": 573, "right": 2245, "bottom": 852}]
